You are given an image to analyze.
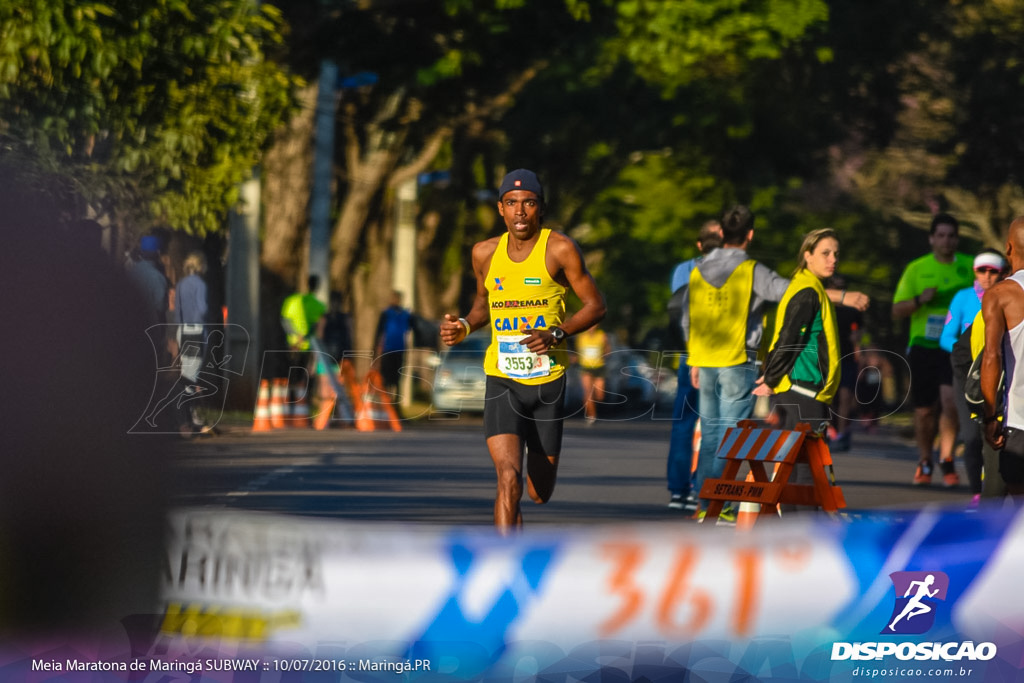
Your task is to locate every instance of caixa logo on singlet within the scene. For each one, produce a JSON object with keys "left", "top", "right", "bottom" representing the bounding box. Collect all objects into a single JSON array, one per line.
[{"left": 883, "top": 571, "right": 948, "bottom": 635}]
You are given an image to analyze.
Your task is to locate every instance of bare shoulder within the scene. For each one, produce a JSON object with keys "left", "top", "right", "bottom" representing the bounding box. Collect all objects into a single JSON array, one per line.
[
  {"left": 991, "top": 278, "right": 1024, "bottom": 302},
  {"left": 472, "top": 236, "right": 501, "bottom": 263},
  {"left": 546, "top": 230, "right": 583, "bottom": 261}
]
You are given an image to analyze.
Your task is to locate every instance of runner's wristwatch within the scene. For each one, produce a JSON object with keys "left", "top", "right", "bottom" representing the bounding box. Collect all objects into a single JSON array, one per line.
[{"left": 549, "top": 327, "right": 566, "bottom": 346}]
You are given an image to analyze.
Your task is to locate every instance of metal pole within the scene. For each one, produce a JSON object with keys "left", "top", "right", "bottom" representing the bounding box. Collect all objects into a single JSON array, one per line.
[
  {"left": 309, "top": 59, "right": 338, "bottom": 304},
  {"left": 226, "top": 169, "right": 262, "bottom": 407},
  {"left": 393, "top": 177, "right": 417, "bottom": 408}
]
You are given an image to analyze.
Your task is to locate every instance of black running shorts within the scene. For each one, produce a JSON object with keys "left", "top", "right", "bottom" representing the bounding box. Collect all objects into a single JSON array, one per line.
[
  {"left": 907, "top": 345, "right": 953, "bottom": 408},
  {"left": 484, "top": 375, "right": 566, "bottom": 457},
  {"left": 1000, "top": 427, "right": 1024, "bottom": 485}
]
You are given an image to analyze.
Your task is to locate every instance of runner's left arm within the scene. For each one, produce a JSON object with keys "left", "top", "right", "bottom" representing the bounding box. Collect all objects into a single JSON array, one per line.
[
  {"left": 521, "top": 233, "right": 606, "bottom": 354},
  {"left": 557, "top": 235, "right": 606, "bottom": 336}
]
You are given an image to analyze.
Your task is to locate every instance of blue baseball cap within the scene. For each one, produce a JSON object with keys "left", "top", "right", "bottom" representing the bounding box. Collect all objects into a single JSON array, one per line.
[{"left": 498, "top": 169, "right": 544, "bottom": 201}]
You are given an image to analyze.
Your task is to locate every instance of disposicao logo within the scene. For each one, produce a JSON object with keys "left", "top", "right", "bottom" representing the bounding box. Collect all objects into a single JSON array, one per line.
[
  {"left": 884, "top": 571, "right": 948, "bottom": 635},
  {"left": 831, "top": 570, "right": 997, "bottom": 662}
]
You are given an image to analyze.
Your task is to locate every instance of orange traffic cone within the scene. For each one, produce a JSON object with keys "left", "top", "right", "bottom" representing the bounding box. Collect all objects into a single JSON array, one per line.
[
  {"left": 313, "top": 360, "right": 357, "bottom": 430},
  {"left": 252, "top": 380, "right": 273, "bottom": 432},
  {"left": 736, "top": 471, "right": 760, "bottom": 530},
  {"left": 270, "top": 378, "right": 289, "bottom": 430},
  {"left": 313, "top": 374, "right": 336, "bottom": 431},
  {"left": 736, "top": 463, "right": 782, "bottom": 530},
  {"left": 289, "top": 383, "right": 312, "bottom": 428},
  {"left": 355, "top": 369, "right": 402, "bottom": 432}
]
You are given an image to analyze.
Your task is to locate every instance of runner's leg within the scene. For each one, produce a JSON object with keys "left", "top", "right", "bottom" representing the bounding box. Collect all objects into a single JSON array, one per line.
[
  {"left": 938, "top": 383, "right": 958, "bottom": 462},
  {"left": 525, "top": 449, "right": 558, "bottom": 504},
  {"left": 914, "top": 405, "right": 938, "bottom": 463},
  {"left": 524, "top": 376, "right": 566, "bottom": 504},
  {"left": 487, "top": 433, "right": 524, "bottom": 531},
  {"left": 581, "top": 371, "right": 596, "bottom": 420}
]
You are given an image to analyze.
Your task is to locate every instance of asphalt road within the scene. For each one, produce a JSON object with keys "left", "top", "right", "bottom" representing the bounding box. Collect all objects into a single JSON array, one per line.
[{"left": 168, "top": 414, "right": 975, "bottom": 527}]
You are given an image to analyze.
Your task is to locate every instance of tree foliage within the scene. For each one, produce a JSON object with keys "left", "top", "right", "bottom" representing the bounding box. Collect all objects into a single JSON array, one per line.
[
  {"left": 836, "top": 0, "right": 1024, "bottom": 248},
  {"left": 0, "top": 0, "right": 297, "bottom": 236},
  {"left": 604, "top": 0, "right": 830, "bottom": 92}
]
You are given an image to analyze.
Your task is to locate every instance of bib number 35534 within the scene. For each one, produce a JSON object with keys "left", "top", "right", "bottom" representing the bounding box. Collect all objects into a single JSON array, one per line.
[{"left": 497, "top": 335, "right": 551, "bottom": 380}]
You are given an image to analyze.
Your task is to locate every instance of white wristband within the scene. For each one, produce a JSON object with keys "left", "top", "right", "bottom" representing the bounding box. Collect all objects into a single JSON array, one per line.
[{"left": 458, "top": 317, "right": 471, "bottom": 336}]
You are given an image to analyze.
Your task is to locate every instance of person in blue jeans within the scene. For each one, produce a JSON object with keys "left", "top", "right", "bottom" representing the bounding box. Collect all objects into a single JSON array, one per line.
[{"left": 665, "top": 220, "right": 721, "bottom": 510}]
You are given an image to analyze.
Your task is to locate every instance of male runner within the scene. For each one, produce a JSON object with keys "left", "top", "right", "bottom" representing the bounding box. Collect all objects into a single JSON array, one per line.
[
  {"left": 893, "top": 213, "right": 973, "bottom": 485},
  {"left": 440, "top": 169, "right": 606, "bottom": 532},
  {"left": 981, "top": 216, "right": 1024, "bottom": 499}
]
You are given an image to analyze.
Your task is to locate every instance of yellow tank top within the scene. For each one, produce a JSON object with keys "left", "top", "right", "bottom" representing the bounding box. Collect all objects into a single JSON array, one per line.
[
  {"left": 576, "top": 327, "right": 608, "bottom": 370},
  {"left": 687, "top": 260, "right": 756, "bottom": 367},
  {"left": 484, "top": 229, "right": 567, "bottom": 384}
]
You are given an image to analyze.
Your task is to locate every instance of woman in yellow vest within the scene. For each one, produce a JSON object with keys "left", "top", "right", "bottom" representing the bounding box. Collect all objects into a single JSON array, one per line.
[{"left": 754, "top": 228, "right": 842, "bottom": 433}]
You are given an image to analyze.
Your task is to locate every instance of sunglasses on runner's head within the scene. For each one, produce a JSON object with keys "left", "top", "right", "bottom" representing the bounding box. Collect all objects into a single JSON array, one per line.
[{"left": 975, "top": 267, "right": 1001, "bottom": 274}]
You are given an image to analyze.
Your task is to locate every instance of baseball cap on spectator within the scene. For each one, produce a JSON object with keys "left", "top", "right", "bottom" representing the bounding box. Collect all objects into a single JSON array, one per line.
[{"left": 498, "top": 169, "right": 544, "bottom": 201}]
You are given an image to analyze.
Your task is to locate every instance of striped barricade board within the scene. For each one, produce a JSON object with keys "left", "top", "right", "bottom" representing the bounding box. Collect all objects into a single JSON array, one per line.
[{"left": 700, "top": 420, "right": 846, "bottom": 525}]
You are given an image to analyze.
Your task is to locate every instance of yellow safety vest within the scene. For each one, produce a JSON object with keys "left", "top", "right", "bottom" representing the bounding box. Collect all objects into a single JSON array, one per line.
[
  {"left": 767, "top": 269, "right": 840, "bottom": 404},
  {"left": 687, "top": 260, "right": 756, "bottom": 367},
  {"left": 484, "top": 229, "right": 567, "bottom": 384}
]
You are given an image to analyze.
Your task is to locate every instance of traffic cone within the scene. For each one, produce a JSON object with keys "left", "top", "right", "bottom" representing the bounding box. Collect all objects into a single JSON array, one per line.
[
  {"left": 252, "top": 380, "right": 273, "bottom": 432},
  {"left": 313, "top": 360, "right": 357, "bottom": 430},
  {"left": 270, "top": 378, "right": 289, "bottom": 430},
  {"left": 289, "top": 383, "right": 312, "bottom": 428},
  {"left": 736, "top": 472, "right": 760, "bottom": 531},
  {"left": 737, "top": 463, "right": 783, "bottom": 530},
  {"left": 355, "top": 369, "right": 402, "bottom": 432},
  {"left": 313, "top": 374, "right": 337, "bottom": 431}
]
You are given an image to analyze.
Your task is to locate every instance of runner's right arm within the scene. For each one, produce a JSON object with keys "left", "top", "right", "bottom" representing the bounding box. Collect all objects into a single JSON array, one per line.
[
  {"left": 440, "top": 239, "right": 496, "bottom": 346},
  {"left": 981, "top": 283, "right": 1008, "bottom": 449}
]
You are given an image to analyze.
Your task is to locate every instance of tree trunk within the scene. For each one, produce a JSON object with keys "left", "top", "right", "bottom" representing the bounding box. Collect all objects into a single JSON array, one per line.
[
  {"left": 261, "top": 84, "right": 317, "bottom": 286},
  {"left": 349, "top": 214, "right": 393, "bottom": 375}
]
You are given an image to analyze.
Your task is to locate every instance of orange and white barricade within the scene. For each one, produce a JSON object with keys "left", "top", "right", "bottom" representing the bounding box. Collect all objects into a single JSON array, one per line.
[{"left": 700, "top": 420, "right": 845, "bottom": 528}]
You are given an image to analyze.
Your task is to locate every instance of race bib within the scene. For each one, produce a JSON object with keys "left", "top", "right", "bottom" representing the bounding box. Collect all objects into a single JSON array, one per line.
[
  {"left": 925, "top": 314, "right": 945, "bottom": 341},
  {"left": 497, "top": 335, "right": 551, "bottom": 379}
]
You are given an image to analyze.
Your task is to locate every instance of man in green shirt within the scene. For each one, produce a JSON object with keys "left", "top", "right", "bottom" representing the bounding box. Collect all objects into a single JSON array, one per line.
[
  {"left": 281, "top": 275, "right": 327, "bottom": 351},
  {"left": 281, "top": 274, "right": 328, "bottom": 389},
  {"left": 893, "top": 214, "right": 974, "bottom": 486}
]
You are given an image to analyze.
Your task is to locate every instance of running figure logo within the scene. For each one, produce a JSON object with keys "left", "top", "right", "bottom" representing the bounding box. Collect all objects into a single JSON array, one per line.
[{"left": 883, "top": 571, "right": 949, "bottom": 634}]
